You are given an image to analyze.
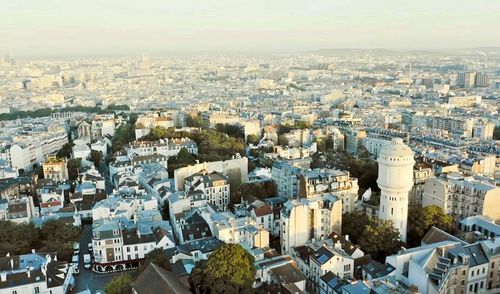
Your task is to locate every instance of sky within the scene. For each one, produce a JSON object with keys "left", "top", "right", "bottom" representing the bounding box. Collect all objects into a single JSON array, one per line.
[{"left": 1, "top": 0, "right": 499, "bottom": 57}]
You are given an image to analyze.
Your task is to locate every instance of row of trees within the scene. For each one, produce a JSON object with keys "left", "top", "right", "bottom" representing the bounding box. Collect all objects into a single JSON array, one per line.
[
  {"left": 146, "top": 126, "right": 245, "bottom": 164},
  {"left": 111, "top": 114, "right": 138, "bottom": 153},
  {"left": 0, "top": 105, "right": 130, "bottom": 121},
  {"left": 0, "top": 220, "right": 81, "bottom": 260}
]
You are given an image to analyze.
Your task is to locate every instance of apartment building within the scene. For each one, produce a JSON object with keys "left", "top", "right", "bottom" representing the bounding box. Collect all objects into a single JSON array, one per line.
[
  {"left": 422, "top": 173, "right": 500, "bottom": 222},
  {"left": 280, "top": 193, "right": 342, "bottom": 254},
  {"left": 184, "top": 170, "right": 230, "bottom": 210},
  {"left": 91, "top": 219, "right": 175, "bottom": 273}
]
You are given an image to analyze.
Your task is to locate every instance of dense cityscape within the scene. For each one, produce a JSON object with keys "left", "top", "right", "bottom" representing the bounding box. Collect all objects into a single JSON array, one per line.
[
  {"left": 0, "top": 49, "right": 499, "bottom": 294},
  {"left": 1, "top": 1, "right": 500, "bottom": 294}
]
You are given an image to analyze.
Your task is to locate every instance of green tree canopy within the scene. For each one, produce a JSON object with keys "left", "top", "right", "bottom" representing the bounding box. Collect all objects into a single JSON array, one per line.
[
  {"left": 0, "top": 219, "right": 80, "bottom": 261},
  {"left": 189, "top": 244, "right": 256, "bottom": 293},
  {"left": 105, "top": 273, "right": 133, "bottom": 294},
  {"left": 407, "top": 205, "right": 455, "bottom": 247},
  {"left": 90, "top": 150, "right": 103, "bottom": 167},
  {"left": 186, "top": 113, "right": 202, "bottom": 128},
  {"left": 215, "top": 124, "right": 245, "bottom": 140},
  {"left": 167, "top": 147, "right": 197, "bottom": 177},
  {"left": 246, "top": 134, "right": 260, "bottom": 145},
  {"left": 39, "top": 219, "right": 81, "bottom": 261},
  {"left": 138, "top": 249, "right": 171, "bottom": 274},
  {"left": 67, "top": 158, "right": 81, "bottom": 181},
  {"left": 0, "top": 221, "right": 39, "bottom": 256},
  {"left": 56, "top": 143, "right": 73, "bottom": 159},
  {"left": 230, "top": 181, "right": 277, "bottom": 208},
  {"left": 358, "top": 218, "right": 403, "bottom": 261},
  {"left": 341, "top": 211, "right": 370, "bottom": 244}
]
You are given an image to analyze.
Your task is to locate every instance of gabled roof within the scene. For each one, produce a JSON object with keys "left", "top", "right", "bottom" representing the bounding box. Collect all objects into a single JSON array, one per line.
[
  {"left": 329, "top": 232, "right": 362, "bottom": 256},
  {"left": 133, "top": 263, "right": 190, "bottom": 294},
  {"left": 421, "top": 226, "right": 466, "bottom": 246}
]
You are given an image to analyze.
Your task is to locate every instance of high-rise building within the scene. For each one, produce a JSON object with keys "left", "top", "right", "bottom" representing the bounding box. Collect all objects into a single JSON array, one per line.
[
  {"left": 474, "top": 72, "right": 489, "bottom": 87},
  {"left": 456, "top": 72, "right": 476, "bottom": 88},
  {"left": 377, "top": 138, "right": 415, "bottom": 242}
]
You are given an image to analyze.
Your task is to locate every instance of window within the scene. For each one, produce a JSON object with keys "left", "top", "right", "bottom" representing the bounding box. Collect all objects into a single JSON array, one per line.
[
  {"left": 12, "top": 291, "right": 17, "bottom": 294},
  {"left": 34, "top": 287, "right": 40, "bottom": 294},
  {"left": 344, "top": 264, "right": 351, "bottom": 271},
  {"left": 127, "top": 247, "right": 130, "bottom": 252}
]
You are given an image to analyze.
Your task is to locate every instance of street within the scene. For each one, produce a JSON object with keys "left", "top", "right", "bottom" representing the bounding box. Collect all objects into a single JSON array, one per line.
[{"left": 72, "top": 225, "right": 112, "bottom": 293}]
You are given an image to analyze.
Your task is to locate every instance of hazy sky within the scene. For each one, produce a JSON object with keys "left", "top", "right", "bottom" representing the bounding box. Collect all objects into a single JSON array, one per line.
[{"left": 1, "top": 0, "right": 499, "bottom": 56}]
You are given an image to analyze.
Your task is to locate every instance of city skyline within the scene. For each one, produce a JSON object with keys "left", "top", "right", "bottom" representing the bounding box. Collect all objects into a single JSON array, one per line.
[{"left": 1, "top": 0, "right": 500, "bottom": 57}]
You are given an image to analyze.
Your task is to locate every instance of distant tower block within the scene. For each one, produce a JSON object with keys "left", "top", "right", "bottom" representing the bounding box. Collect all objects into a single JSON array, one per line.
[{"left": 377, "top": 138, "right": 415, "bottom": 242}]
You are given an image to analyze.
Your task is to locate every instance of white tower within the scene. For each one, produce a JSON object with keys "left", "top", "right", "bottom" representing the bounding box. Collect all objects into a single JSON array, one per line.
[{"left": 377, "top": 138, "right": 415, "bottom": 242}]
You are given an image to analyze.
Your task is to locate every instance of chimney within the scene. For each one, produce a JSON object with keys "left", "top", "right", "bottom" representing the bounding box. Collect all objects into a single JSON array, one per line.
[
  {"left": 335, "top": 241, "right": 342, "bottom": 250},
  {"left": 0, "top": 272, "right": 6, "bottom": 282},
  {"left": 26, "top": 267, "right": 31, "bottom": 278},
  {"left": 10, "top": 259, "right": 14, "bottom": 269},
  {"left": 345, "top": 235, "right": 349, "bottom": 241}
]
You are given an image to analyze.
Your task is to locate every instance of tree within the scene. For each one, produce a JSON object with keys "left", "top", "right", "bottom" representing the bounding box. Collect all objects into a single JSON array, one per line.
[
  {"left": 111, "top": 114, "right": 137, "bottom": 152},
  {"left": 407, "top": 205, "right": 455, "bottom": 247},
  {"left": 186, "top": 113, "right": 202, "bottom": 128},
  {"left": 167, "top": 147, "right": 197, "bottom": 177},
  {"left": 247, "top": 134, "right": 260, "bottom": 145},
  {"left": 105, "top": 274, "right": 133, "bottom": 294},
  {"left": 67, "top": 159, "right": 81, "bottom": 181},
  {"left": 0, "top": 221, "right": 39, "bottom": 256},
  {"left": 161, "top": 201, "right": 170, "bottom": 221},
  {"left": 189, "top": 244, "right": 256, "bottom": 293},
  {"left": 151, "top": 126, "right": 167, "bottom": 140},
  {"left": 56, "top": 143, "right": 73, "bottom": 159},
  {"left": 358, "top": 218, "right": 403, "bottom": 262},
  {"left": 39, "top": 220, "right": 81, "bottom": 261},
  {"left": 494, "top": 126, "right": 500, "bottom": 140},
  {"left": 138, "top": 249, "right": 171, "bottom": 274},
  {"left": 215, "top": 124, "right": 245, "bottom": 140},
  {"left": 277, "top": 134, "right": 289, "bottom": 147},
  {"left": 341, "top": 211, "right": 370, "bottom": 244},
  {"left": 230, "top": 181, "right": 277, "bottom": 207},
  {"left": 89, "top": 150, "right": 103, "bottom": 167}
]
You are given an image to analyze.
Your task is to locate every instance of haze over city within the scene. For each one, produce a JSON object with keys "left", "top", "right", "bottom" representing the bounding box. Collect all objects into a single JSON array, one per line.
[{"left": 1, "top": 0, "right": 500, "bottom": 56}]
